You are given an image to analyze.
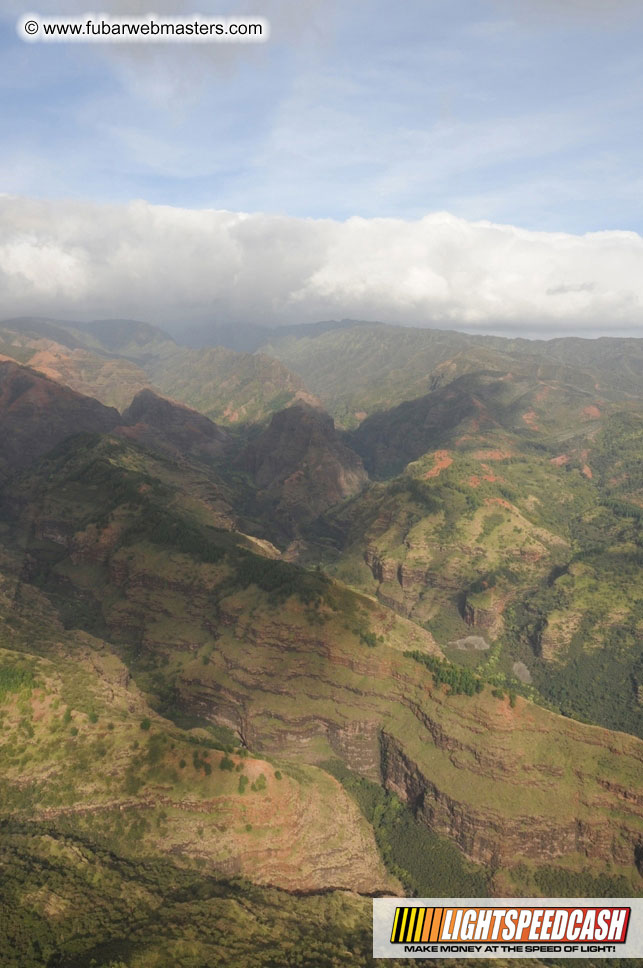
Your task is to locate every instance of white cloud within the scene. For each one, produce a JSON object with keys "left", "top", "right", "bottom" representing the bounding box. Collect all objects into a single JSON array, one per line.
[{"left": 0, "top": 195, "right": 642, "bottom": 337}]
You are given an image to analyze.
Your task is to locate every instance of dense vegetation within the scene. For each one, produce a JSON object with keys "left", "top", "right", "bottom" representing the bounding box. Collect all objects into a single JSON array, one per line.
[
  {"left": 503, "top": 512, "right": 643, "bottom": 736},
  {"left": 123, "top": 505, "right": 226, "bottom": 564},
  {"left": 0, "top": 821, "right": 385, "bottom": 968},
  {"left": 405, "top": 651, "right": 484, "bottom": 696},
  {"left": 233, "top": 553, "right": 331, "bottom": 606},
  {"left": 322, "top": 760, "right": 489, "bottom": 897},
  {"left": 0, "top": 661, "right": 35, "bottom": 700},
  {"left": 532, "top": 865, "right": 634, "bottom": 898}
]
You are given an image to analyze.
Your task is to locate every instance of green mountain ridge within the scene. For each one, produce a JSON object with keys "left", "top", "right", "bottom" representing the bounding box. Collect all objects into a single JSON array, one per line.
[
  {"left": 256, "top": 320, "right": 643, "bottom": 427},
  {"left": 1, "top": 318, "right": 642, "bottom": 967},
  {"left": 0, "top": 317, "right": 317, "bottom": 426}
]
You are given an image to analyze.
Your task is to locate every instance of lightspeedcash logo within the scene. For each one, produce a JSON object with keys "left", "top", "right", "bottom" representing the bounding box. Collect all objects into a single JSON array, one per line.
[{"left": 373, "top": 898, "right": 643, "bottom": 959}]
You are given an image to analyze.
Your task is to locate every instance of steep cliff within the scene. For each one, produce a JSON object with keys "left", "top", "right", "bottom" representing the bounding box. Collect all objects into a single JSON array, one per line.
[
  {"left": 0, "top": 360, "right": 121, "bottom": 478},
  {"left": 237, "top": 403, "right": 368, "bottom": 532}
]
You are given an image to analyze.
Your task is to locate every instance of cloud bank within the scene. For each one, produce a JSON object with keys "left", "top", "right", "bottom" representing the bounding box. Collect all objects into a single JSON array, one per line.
[{"left": 1, "top": 196, "right": 642, "bottom": 337}]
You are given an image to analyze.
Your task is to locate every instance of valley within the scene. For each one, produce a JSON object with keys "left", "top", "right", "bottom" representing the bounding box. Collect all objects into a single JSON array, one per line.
[{"left": 0, "top": 316, "right": 642, "bottom": 967}]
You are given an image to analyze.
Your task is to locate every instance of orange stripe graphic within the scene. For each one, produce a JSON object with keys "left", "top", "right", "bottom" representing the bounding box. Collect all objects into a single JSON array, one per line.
[
  {"left": 421, "top": 907, "right": 434, "bottom": 942},
  {"left": 430, "top": 907, "right": 444, "bottom": 942}
]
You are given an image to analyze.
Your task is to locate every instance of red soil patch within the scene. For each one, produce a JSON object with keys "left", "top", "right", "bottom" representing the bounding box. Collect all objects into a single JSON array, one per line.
[
  {"left": 474, "top": 448, "right": 512, "bottom": 461},
  {"left": 550, "top": 454, "right": 569, "bottom": 467},
  {"left": 486, "top": 497, "right": 512, "bottom": 510},
  {"left": 479, "top": 462, "right": 503, "bottom": 484},
  {"left": 577, "top": 449, "right": 594, "bottom": 477},
  {"left": 522, "top": 410, "right": 540, "bottom": 431},
  {"left": 582, "top": 405, "right": 601, "bottom": 420},
  {"left": 425, "top": 450, "right": 453, "bottom": 479},
  {"left": 470, "top": 469, "right": 503, "bottom": 486},
  {"left": 354, "top": 411, "right": 367, "bottom": 422},
  {"left": 535, "top": 384, "right": 552, "bottom": 403},
  {"left": 493, "top": 695, "right": 520, "bottom": 723}
]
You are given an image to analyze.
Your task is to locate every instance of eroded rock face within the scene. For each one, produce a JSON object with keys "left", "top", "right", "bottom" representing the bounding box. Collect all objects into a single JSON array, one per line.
[
  {"left": 364, "top": 547, "right": 467, "bottom": 621},
  {"left": 181, "top": 633, "right": 643, "bottom": 873},
  {"left": 462, "top": 598, "right": 498, "bottom": 631},
  {"left": 237, "top": 403, "right": 368, "bottom": 527},
  {"left": 362, "top": 562, "right": 507, "bottom": 636},
  {"left": 380, "top": 732, "right": 642, "bottom": 868},
  {"left": 364, "top": 548, "right": 400, "bottom": 585}
]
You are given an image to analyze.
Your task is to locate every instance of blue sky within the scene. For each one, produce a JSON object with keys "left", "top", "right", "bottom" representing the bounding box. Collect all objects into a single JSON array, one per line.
[
  {"left": 2, "top": 0, "right": 643, "bottom": 232},
  {"left": 1, "top": 1, "right": 643, "bottom": 335}
]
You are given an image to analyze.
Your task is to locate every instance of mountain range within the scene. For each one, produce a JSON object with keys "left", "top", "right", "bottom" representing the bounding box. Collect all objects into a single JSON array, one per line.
[{"left": 0, "top": 314, "right": 641, "bottom": 967}]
